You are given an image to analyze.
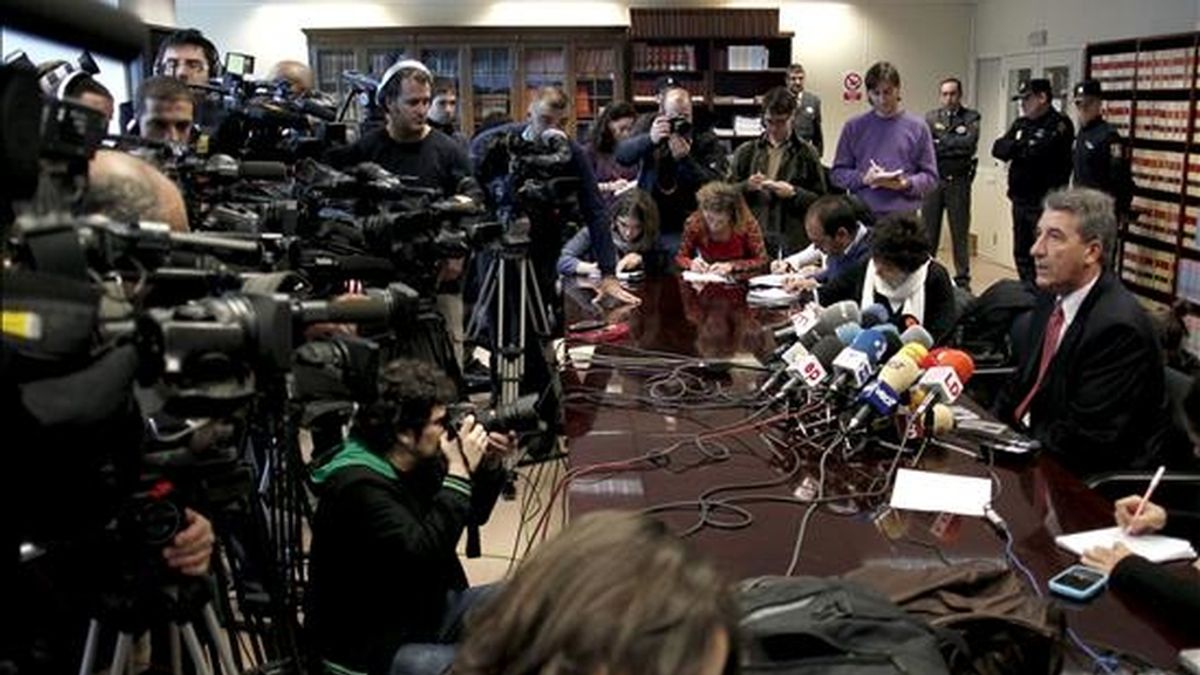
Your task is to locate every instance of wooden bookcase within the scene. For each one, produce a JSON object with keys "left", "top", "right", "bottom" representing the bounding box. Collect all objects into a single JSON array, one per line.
[
  {"left": 304, "top": 26, "right": 627, "bottom": 137},
  {"left": 627, "top": 8, "right": 793, "bottom": 149},
  {"left": 1086, "top": 32, "right": 1200, "bottom": 356}
]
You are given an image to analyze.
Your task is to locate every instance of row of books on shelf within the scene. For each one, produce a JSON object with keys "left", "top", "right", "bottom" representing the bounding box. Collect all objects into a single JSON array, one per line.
[
  {"left": 1130, "top": 196, "right": 1186, "bottom": 244},
  {"left": 1132, "top": 100, "right": 1193, "bottom": 143},
  {"left": 1132, "top": 148, "right": 1188, "bottom": 193},
  {"left": 1121, "top": 241, "right": 1175, "bottom": 293},
  {"left": 1090, "top": 47, "right": 1198, "bottom": 91},
  {"left": 632, "top": 44, "right": 697, "bottom": 72},
  {"left": 1101, "top": 100, "right": 1132, "bottom": 136}
]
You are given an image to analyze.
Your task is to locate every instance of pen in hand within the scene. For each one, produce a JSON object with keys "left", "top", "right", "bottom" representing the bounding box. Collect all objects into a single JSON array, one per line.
[{"left": 1124, "top": 465, "right": 1166, "bottom": 535}]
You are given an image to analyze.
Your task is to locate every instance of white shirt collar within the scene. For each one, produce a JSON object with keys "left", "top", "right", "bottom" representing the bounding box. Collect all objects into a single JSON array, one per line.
[{"left": 1056, "top": 271, "right": 1101, "bottom": 337}]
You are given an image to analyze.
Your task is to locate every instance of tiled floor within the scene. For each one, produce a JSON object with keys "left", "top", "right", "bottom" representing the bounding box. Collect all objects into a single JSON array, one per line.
[{"left": 461, "top": 251, "right": 1021, "bottom": 585}]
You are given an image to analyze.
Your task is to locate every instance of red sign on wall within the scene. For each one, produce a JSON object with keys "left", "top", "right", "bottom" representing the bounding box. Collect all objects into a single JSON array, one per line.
[{"left": 843, "top": 70, "right": 863, "bottom": 102}]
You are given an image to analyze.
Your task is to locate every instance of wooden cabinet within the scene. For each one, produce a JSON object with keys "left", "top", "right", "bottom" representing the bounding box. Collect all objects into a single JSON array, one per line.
[
  {"left": 305, "top": 27, "right": 626, "bottom": 135},
  {"left": 1087, "top": 32, "right": 1200, "bottom": 357}
]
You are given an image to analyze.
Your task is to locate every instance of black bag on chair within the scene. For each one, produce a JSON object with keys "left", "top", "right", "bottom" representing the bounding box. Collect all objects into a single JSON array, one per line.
[{"left": 737, "top": 576, "right": 953, "bottom": 675}]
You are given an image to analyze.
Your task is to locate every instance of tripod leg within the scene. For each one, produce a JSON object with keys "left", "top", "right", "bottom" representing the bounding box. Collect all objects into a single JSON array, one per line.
[
  {"left": 178, "top": 623, "right": 215, "bottom": 675},
  {"left": 203, "top": 603, "right": 240, "bottom": 675},
  {"left": 171, "top": 625, "right": 183, "bottom": 675},
  {"left": 78, "top": 619, "right": 100, "bottom": 675},
  {"left": 465, "top": 252, "right": 501, "bottom": 343},
  {"left": 110, "top": 632, "right": 134, "bottom": 675}
]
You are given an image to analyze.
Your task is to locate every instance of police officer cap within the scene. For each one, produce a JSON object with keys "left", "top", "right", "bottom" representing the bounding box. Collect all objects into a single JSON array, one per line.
[
  {"left": 1073, "top": 79, "right": 1102, "bottom": 99},
  {"left": 1012, "top": 78, "right": 1052, "bottom": 100},
  {"left": 376, "top": 59, "right": 432, "bottom": 106}
]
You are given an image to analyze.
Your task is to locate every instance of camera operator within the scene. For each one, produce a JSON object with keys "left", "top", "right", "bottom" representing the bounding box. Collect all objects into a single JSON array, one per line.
[
  {"left": 84, "top": 149, "right": 190, "bottom": 232},
  {"left": 135, "top": 75, "right": 196, "bottom": 148},
  {"left": 2, "top": 150, "right": 210, "bottom": 673},
  {"left": 324, "top": 59, "right": 482, "bottom": 368},
  {"left": 150, "top": 28, "right": 223, "bottom": 133},
  {"left": 470, "top": 86, "right": 640, "bottom": 307},
  {"left": 615, "top": 85, "right": 728, "bottom": 256},
  {"left": 306, "top": 358, "right": 514, "bottom": 675}
]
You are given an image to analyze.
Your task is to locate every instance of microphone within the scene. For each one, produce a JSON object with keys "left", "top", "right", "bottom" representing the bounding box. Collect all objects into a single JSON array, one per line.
[
  {"left": 847, "top": 351, "right": 925, "bottom": 430},
  {"left": 899, "top": 325, "right": 933, "bottom": 349},
  {"left": 773, "top": 335, "right": 843, "bottom": 402},
  {"left": 830, "top": 328, "right": 887, "bottom": 392},
  {"left": 911, "top": 349, "right": 976, "bottom": 416},
  {"left": 833, "top": 322, "right": 862, "bottom": 346},
  {"left": 904, "top": 402, "right": 956, "bottom": 439},
  {"left": 860, "top": 303, "right": 889, "bottom": 328},
  {"left": 758, "top": 341, "right": 808, "bottom": 395},
  {"left": 875, "top": 323, "right": 900, "bottom": 340},
  {"left": 774, "top": 300, "right": 861, "bottom": 344}
]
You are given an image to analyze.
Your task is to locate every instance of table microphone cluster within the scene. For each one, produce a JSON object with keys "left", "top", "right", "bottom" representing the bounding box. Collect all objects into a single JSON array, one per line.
[{"left": 760, "top": 300, "right": 976, "bottom": 448}]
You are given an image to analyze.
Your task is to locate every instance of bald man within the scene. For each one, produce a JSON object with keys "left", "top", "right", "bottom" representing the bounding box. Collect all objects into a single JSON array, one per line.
[
  {"left": 84, "top": 150, "right": 189, "bottom": 232},
  {"left": 269, "top": 60, "right": 315, "bottom": 96}
]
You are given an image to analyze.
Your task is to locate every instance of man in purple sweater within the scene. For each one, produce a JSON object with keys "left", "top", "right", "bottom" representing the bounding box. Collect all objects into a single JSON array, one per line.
[{"left": 831, "top": 62, "right": 938, "bottom": 219}]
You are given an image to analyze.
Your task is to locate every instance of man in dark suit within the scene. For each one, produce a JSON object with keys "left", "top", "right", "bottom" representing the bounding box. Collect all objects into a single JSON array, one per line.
[{"left": 995, "top": 188, "right": 1171, "bottom": 477}]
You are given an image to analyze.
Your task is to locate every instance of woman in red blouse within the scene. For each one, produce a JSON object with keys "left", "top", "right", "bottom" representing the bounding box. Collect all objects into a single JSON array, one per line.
[{"left": 675, "top": 181, "right": 768, "bottom": 276}]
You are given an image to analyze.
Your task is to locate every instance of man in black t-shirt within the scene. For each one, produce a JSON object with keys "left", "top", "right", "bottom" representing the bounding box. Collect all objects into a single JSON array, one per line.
[{"left": 324, "top": 60, "right": 482, "bottom": 368}]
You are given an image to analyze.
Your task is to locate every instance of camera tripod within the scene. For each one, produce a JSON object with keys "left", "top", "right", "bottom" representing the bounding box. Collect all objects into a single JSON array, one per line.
[
  {"left": 466, "top": 230, "right": 554, "bottom": 410},
  {"left": 79, "top": 576, "right": 239, "bottom": 675}
]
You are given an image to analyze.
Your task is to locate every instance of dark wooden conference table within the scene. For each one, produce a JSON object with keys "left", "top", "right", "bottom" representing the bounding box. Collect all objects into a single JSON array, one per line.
[{"left": 561, "top": 275, "right": 1197, "bottom": 669}]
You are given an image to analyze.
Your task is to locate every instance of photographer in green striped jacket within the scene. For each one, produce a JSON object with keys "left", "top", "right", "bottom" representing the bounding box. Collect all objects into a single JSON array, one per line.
[{"left": 306, "top": 358, "right": 513, "bottom": 675}]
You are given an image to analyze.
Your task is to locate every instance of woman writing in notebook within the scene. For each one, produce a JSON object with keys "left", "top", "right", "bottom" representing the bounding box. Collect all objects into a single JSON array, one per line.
[
  {"left": 1081, "top": 373, "right": 1200, "bottom": 622},
  {"left": 675, "top": 181, "right": 768, "bottom": 277}
]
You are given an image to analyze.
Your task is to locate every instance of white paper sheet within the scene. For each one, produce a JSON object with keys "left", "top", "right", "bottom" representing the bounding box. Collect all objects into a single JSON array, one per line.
[
  {"left": 1055, "top": 527, "right": 1197, "bottom": 564},
  {"left": 682, "top": 270, "right": 735, "bottom": 284},
  {"left": 889, "top": 468, "right": 992, "bottom": 517}
]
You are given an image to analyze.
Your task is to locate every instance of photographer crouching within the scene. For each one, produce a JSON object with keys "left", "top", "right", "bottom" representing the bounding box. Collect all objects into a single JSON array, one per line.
[{"left": 306, "top": 358, "right": 515, "bottom": 675}]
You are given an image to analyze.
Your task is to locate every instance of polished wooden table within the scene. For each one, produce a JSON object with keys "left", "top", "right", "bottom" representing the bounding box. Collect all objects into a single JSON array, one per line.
[{"left": 562, "top": 275, "right": 1198, "bottom": 669}]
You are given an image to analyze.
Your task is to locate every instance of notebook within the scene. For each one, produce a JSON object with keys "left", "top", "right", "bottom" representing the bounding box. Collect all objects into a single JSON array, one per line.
[{"left": 1054, "top": 527, "right": 1198, "bottom": 564}]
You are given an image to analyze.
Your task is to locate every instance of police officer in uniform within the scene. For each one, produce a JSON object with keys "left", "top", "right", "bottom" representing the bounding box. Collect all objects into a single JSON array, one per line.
[
  {"left": 1072, "top": 79, "right": 1133, "bottom": 222},
  {"left": 991, "top": 78, "right": 1074, "bottom": 284},
  {"left": 923, "top": 77, "right": 981, "bottom": 288},
  {"left": 787, "top": 63, "right": 823, "bottom": 156}
]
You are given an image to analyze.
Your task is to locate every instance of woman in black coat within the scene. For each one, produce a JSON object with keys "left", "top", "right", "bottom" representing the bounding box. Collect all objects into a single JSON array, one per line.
[{"left": 818, "top": 212, "right": 958, "bottom": 343}]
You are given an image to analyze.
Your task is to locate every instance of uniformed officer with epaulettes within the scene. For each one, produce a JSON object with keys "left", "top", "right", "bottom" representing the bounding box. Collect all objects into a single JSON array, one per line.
[
  {"left": 992, "top": 78, "right": 1074, "bottom": 284},
  {"left": 923, "top": 77, "right": 981, "bottom": 289},
  {"left": 1071, "top": 79, "right": 1134, "bottom": 221}
]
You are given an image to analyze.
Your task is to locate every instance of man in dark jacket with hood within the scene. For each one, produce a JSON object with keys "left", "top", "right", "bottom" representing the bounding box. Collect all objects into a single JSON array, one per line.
[{"left": 306, "top": 359, "right": 511, "bottom": 675}]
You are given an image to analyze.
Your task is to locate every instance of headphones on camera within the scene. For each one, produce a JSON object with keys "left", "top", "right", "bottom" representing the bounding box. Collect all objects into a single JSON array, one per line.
[
  {"left": 375, "top": 59, "right": 432, "bottom": 107},
  {"left": 154, "top": 29, "right": 222, "bottom": 80}
]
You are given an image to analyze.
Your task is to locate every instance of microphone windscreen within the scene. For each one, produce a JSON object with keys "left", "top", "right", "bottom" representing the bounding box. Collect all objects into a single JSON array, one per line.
[
  {"left": 860, "top": 303, "right": 889, "bottom": 328},
  {"left": 810, "top": 335, "right": 845, "bottom": 368},
  {"left": 881, "top": 331, "right": 903, "bottom": 360},
  {"left": 899, "top": 343, "right": 929, "bottom": 363},
  {"left": 849, "top": 328, "right": 887, "bottom": 365},
  {"left": 878, "top": 353, "right": 923, "bottom": 392},
  {"left": 876, "top": 323, "right": 899, "bottom": 338},
  {"left": 900, "top": 325, "right": 933, "bottom": 349},
  {"left": 933, "top": 349, "right": 976, "bottom": 381},
  {"left": 928, "top": 403, "right": 955, "bottom": 435},
  {"left": 817, "top": 300, "right": 861, "bottom": 332},
  {"left": 834, "top": 322, "right": 862, "bottom": 345}
]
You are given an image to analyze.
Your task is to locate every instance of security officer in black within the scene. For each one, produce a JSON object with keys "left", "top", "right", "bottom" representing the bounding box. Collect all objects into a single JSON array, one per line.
[
  {"left": 1071, "top": 79, "right": 1133, "bottom": 221},
  {"left": 992, "top": 78, "right": 1074, "bottom": 284},
  {"left": 923, "top": 77, "right": 981, "bottom": 289}
]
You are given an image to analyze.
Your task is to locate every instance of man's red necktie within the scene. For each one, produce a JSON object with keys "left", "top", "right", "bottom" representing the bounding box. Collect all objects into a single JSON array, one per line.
[{"left": 1014, "top": 302, "right": 1065, "bottom": 424}]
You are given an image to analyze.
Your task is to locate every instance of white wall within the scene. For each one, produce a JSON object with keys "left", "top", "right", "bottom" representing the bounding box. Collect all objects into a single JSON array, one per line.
[{"left": 975, "top": 0, "right": 1198, "bottom": 57}]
